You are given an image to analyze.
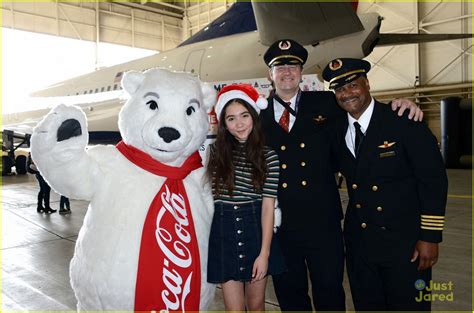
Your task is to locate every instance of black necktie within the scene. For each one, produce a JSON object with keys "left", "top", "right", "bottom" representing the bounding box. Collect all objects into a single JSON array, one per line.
[{"left": 354, "top": 122, "right": 364, "bottom": 157}]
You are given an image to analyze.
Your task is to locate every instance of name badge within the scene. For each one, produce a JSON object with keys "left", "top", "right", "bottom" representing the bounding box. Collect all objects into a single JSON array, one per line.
[{"left": 379, "top": 151, "right": 396, "bottom": 158}]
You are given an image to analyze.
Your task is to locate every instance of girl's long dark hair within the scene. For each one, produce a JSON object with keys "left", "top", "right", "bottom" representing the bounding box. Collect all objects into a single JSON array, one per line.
[{"left": 207, "top": 99, "right": 267, "bottom": 196}]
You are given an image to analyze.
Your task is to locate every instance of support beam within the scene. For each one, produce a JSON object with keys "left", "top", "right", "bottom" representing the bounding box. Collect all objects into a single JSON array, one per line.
[
  {"left": 414, "top": 0, "right": 421, "bottom": 90},
  {"left": 369, "top": 46, "right": 413, "bottom": 86},
  {"left": 112, "top": 1, "right": 183, "bottom": 19},
  {"left": 371, "top": 82, "right": 473, "bottom": 97},
  {"left": 56, "top": 0, "right": 60, "bottom": 36},
  {"left": 462, "top": 0, "right": 469, "bottom": 82},
  {"left": 419, "top": 27, "right": 473, "bottom": 56},
  {"left": 95, "top": 1, "right": 100, "bottom": 69},
  {"left": 144, "top": 0, "right": 185, "bottom": 12},
  {"left": 420, "top": 1, "right": 444, "bottom": 24},
  {"left": 426, "top": 44, "right": 474, "bottom": 84},
  {"left": 161, "top": 15, "right": 165, "bottom": 51},
  {"left": 58, "top": 3, "right": 83, "bottom": 40},
  {"left": 420, "top": 14, "right": 473, "bottom": 28},
  {"left": 131, "top": 8, "right": 135, "bottom": 47}
]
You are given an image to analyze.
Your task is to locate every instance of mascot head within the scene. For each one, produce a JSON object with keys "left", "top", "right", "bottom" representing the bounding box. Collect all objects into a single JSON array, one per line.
[{"left": 118, "top": 68, "right": 216, "bottom": 166}]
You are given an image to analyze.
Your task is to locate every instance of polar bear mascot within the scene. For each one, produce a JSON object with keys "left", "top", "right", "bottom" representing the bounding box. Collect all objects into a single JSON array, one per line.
[{"left": 30, "top": 68, "right": 217, "bottom": 311}]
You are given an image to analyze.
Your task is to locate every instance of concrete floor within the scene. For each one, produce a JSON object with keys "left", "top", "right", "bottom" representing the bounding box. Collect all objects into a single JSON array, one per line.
[{"left": 2, "top": 169, "right": 472, "bottom": 311}]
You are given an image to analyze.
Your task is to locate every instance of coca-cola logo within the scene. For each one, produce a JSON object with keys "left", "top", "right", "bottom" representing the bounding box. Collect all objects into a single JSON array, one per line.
[{"left": 155, "top": 184, "right": 194, "bottom": 311}]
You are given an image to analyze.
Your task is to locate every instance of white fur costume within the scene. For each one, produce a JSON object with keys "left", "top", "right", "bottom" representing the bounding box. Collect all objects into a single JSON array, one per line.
[{"left": 30, "top": 69, "right": 216, "bottom": 311}]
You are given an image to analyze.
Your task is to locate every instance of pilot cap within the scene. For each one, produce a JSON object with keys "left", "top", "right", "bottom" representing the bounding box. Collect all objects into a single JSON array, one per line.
[
  {"left": 215, "top": 84, "right": 268, "bottom": 121},
  {"left": 322, "top": 58, "right": 371, "bottom": 89},
  {"left": 264, "top": 39, "right": 308, "bottom": 67}
]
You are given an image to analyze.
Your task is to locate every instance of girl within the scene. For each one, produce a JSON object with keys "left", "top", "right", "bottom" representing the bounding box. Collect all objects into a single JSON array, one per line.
[{"left": 207, "top": 84, "right": 285, "bottom": 311}]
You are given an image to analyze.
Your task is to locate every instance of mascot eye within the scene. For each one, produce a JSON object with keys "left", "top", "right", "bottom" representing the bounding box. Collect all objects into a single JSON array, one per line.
[
  {"left": 146, "top": 100, "right": 158, "bottom": 111},
  {"left": 186, "top": 106, "right": 195, "bottom": 116}
]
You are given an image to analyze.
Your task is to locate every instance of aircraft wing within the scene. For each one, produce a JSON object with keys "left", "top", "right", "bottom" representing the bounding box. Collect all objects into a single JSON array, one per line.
[{"left": 251, "top": 2, "right": 363, "bottom": 46}]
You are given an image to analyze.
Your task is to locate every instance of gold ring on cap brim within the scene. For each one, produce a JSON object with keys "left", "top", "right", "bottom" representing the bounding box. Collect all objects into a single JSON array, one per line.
[
  {"left": 269, "top": 55, "right": 304, "bottom": 67},
  {"left": 329, "top": 69, "right": 366, "bottom": 84}
]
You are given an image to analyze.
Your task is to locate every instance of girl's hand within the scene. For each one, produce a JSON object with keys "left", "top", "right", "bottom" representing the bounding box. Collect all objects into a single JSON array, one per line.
[{"left": 251, "top": 255, "right": 269, "bottom": 283}]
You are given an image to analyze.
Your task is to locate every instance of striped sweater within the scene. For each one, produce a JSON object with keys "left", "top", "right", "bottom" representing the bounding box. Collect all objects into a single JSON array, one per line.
[{"left": 211, "top": 144, "right": 280, "bottom": 204}]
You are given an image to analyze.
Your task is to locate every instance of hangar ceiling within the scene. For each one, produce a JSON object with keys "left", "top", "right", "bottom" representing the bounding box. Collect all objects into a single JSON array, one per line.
[{"left": 2, "top": 1, "right": 472, "bottom": 105}]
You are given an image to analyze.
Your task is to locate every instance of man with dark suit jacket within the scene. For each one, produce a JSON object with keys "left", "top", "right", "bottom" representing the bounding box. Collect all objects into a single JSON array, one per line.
[
  {"left": 261, "top": 40, "right": 423, "bottom": 312},
  {"left": 261, "top": 39, "right": 346, "bottom": 311},
  {"left": 323, "top": 58, "right": 448, "bottom": 311}
]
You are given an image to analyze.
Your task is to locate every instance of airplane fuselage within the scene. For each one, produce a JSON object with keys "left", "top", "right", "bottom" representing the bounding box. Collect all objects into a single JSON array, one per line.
[{"left": 3, "top": 13, "right": 380, "bottom": 137}]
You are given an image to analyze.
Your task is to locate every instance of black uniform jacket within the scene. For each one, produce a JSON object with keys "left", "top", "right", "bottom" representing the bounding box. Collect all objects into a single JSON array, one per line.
[
  {"left": 261, "top": 91, "right": 344, "bottom": 238},
  {"left": 336, "top": 100, "right": 448, "bottom": 263}
]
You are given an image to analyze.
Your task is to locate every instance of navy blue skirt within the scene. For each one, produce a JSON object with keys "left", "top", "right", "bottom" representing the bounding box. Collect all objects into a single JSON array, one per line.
[{"left": 207, "top": 201, "right": 286, "bottom": 283}]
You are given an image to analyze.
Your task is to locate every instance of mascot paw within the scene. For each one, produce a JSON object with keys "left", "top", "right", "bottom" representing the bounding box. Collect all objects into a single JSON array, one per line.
[{"left": 31, "top": 104, "right": 89, "bottom": 163}]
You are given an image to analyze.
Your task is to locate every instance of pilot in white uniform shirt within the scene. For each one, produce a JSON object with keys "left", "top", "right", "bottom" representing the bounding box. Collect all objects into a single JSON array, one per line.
[
  {"left": 345, "top": 98, "right": 374, "bottom": 157},
  {"left": 273, "top": 91, "right": 299, "bottom": 131}
]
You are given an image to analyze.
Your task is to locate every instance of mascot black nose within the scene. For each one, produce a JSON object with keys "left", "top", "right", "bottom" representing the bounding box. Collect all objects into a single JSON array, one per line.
[{"left": 158, "top": 127, "right": 181, "bottom": 143}]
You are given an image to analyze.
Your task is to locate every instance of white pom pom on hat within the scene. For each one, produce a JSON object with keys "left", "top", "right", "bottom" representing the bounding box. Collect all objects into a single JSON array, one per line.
[{"left": 214, "top": 84, "right": 268, "bottom": 121}]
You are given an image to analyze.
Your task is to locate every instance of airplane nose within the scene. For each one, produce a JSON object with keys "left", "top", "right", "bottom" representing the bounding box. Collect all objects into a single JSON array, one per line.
[{"left": 158, "top": 127, "right": 181, "bottom": 143}]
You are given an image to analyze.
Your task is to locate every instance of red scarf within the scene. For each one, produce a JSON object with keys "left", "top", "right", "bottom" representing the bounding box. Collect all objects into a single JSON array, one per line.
[{"left": 116, "top": 141, "right": 203, "bottom": 312}]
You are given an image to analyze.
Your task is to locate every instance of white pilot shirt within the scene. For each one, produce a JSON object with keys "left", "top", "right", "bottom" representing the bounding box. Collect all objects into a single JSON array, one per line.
[
  {"left": 345, "top": 98, "right": 375, "bottom": 157},
  {"left": 273, "top": 91, "right": 298, "bottom": 131}
]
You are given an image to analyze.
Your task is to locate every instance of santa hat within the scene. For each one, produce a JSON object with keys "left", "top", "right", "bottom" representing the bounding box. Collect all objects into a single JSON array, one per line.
[{"left": 214, "top": 84, "right": 268, "bottom": 121}]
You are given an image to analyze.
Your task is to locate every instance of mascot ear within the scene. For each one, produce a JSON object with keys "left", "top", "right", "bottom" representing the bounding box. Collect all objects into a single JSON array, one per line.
[
  {"left": 201, "top": 82, "right": 217, "bottom": 113},
  {"left": 122, "top": 71, "right": 145, "bottom": 95}
]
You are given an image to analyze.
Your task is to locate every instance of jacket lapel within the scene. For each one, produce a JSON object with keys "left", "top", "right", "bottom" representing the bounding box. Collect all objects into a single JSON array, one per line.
[
  {"left": 336, "top": 115, "right": 356, "bottom": 175},
  {"left": 288, "top": 92, "right": 305, "bottom": 134}
]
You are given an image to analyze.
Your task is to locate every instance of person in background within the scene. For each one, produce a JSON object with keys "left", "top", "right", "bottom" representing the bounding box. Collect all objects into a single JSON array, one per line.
[
  {"left": 27, "top": 152, "right": 56, "bottom": 214},
  {"left": 59, "top": 195, "right": 71, "bottom": 214},
  {"left": 323, "top": 57, "right": 447, "bottom": 311},
  {"left": 260, "top": 39, "right": 424, "bottom": 311},
  {"left": 206, "top": 84, "right": 286, "bottom": 311}
]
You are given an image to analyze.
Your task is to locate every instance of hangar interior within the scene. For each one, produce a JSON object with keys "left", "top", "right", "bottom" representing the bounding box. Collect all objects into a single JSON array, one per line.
[
  {"left": 1, "top": 0, "right": 472, "bottom": 312},
  {"left": 2, "top": 0, "right": 472, "bottom": 140}
]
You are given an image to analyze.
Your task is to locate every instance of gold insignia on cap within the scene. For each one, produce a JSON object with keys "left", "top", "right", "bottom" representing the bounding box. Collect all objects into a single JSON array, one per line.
[
  {"left": 329, "top": 59, "right": 343, "bottom": 71},
  {"left": 278, "top": 40, "right": 291, "bottom": 50},
  {"left": 378, "top": 141, "right": 396, "bottom": 149}
]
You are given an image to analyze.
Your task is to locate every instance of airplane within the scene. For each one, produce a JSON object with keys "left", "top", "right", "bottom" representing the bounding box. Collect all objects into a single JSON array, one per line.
[{"left": 2, "top": 1, "right": 471, "bottom": 175}]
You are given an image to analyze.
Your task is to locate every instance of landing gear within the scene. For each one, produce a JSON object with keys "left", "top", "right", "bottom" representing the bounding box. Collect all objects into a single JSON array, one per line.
[
  {"left": 1, "top": 130, "right": 31, "bottom": 176},
  {"left": 2, "top": 155, "right": 13, "bottom": 176},
  {"left": 15, "top": 155, "right": 27, "bottom": 174}
]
